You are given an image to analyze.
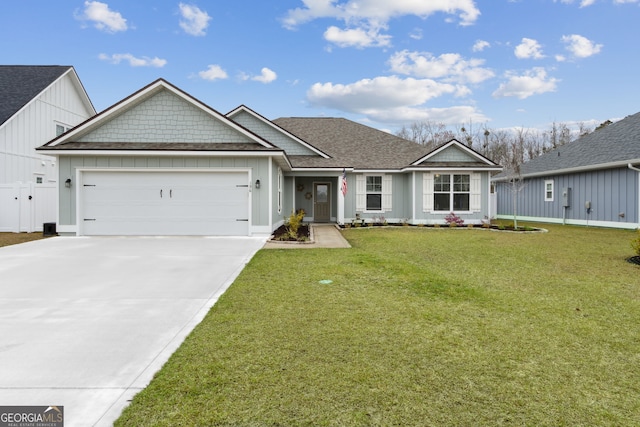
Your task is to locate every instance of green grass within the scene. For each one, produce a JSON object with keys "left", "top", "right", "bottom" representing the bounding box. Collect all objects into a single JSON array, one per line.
[{"left": 116, "top": 224, "right": 640, "bottom": 426}]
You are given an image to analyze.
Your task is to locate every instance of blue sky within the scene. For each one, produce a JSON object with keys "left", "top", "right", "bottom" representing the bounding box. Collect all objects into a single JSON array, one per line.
[{"left": 2, "top": 0, "right": 639, "bottom": 134}]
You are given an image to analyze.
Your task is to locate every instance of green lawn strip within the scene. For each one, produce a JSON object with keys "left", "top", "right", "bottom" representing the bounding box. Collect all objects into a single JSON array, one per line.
[{"left": 116, "top": 225, "right": 640, "bottom": 426}]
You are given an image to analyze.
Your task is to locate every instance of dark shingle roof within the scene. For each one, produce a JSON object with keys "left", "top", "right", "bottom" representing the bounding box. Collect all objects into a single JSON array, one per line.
[
  {"left": 0, "top": 65, "right": 71, "bottom": 126},
  {"left": 273, "top": 117, "right": 430, "bottom": 169},
  {"left": 500, "top": 111, "right": 640, "bottom": 178}
]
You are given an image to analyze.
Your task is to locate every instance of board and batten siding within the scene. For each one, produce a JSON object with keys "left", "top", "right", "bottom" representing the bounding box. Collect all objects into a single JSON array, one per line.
[
  {"left": 57, "top": 155, "right": 271, "bottom": 229},
  {"left": 495, "top": 167, "right": 638, "bottom": 226},
  {"left": 0, "top": 72, "right": 94, "bottom": 184}
]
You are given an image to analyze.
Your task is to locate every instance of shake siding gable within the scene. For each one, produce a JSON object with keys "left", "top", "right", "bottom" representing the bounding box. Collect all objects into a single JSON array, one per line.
[
  {"left": 78, "top": 91, "right": 253, "bottom": 144},
  {"left": 422, "top": 145, "right": 478, "bottom": 164}
]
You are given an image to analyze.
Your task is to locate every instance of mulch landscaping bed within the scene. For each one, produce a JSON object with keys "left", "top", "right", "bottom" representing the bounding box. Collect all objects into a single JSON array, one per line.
[{"left": 271, "top": 224, "right": 310, "bottom": 241}]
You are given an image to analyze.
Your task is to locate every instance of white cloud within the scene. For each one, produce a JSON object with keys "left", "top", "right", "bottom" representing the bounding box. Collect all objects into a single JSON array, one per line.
[
  {"left": 472, "top": 40, "right": 490, "bottom": 52},
  {"left": 555, "top": 0, "right": 638, "bottom": 5},
  {"left": 388, "top": 50, "right": 495, "bottom": 84},
  {"left": 365, "top": 105, "right": 488, "bottom": 126},
  {"left": 514, "top": 38, "right": 545, "bottom": 59},
  {"left": 252, "top": 68, "right": 278, "bottom": 84},
  {"left": 198, "top": 65, "right": 228, "bottom": 81},
  {"left": 179, "top": 3, "right": 211, "bottom": 36},
  {"left": 409, "top": 28, "right": 423, "bottom": 40},
  {"left": 283, "top": 0, "right": 480, "bottom": 28},
  {"left": 561, "top": 34, "right": 603, "bottom": 58},
  {"left": 99, "top": 53, "right": 166, "bottom": 67},
  {"left": 492, "top": 67, "right": 559, "bottom": 99},
  {"left": 324, "top": 25, "right": 391, "bottom": 48},
  {"left": 77, "top": 1, "right": 127, "bottom": 33},
  {"left": 307, "top": 76, "right": 461, "bottom": 114},
  {"left": 283, "top": 0, "right": 480, "bottom": 48}
]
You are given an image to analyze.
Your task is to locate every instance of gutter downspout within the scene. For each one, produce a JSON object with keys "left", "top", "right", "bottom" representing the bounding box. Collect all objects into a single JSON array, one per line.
[{"left": 628, "top": 164, "right": 640, "bottom": 228}]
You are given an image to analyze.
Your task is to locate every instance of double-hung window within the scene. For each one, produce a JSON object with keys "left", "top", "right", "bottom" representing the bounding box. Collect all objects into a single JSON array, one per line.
[
  {"left": 366, "top": 176, "right": 382, "bottom": 211},
  {"left": 433, "top": 174, "right": 471, "bottom": 211},
  {"left": 544, "top": 180, "right": 554, "bottom": 202}
]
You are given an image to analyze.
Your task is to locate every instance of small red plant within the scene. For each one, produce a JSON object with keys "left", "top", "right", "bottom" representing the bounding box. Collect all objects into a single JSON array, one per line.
[{"left": 444, "top": 212, "right": 464, "bottom": 227}]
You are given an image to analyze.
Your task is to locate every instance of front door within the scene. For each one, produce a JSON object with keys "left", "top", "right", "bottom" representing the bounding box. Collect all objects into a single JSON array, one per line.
[{"left": 314, "top": 183, "right": 330, "bottom": 223}]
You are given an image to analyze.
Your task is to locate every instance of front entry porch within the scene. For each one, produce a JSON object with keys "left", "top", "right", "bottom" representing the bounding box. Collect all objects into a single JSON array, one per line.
[{"left": 290, "top": 175, "right": 340, "bottom": 224}]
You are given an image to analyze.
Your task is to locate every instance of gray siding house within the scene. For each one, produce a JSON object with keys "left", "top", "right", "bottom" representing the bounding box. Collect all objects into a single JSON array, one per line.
[
  {"left": 38, "top": 79, "right": 501, "bottom": 236},
  {"left": 493, "top": 111, "right": 640, "bottom": 229}
]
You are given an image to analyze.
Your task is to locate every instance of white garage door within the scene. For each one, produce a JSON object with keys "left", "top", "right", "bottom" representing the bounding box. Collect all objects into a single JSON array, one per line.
[{"left": 80, "top": 171, "right": 250, "bottom": 236}]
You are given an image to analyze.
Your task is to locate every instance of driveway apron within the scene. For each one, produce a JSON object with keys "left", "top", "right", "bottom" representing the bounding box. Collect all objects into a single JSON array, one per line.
[{"left": 0, "top": 236, "right": 266, "bottom": 426}]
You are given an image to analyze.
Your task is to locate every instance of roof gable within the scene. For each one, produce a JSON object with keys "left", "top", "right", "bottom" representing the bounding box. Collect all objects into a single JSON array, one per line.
[
  {"left": 0, "top": 66, "right": 94, "bottom": 127},
  {"left": 227, "top": 106, "right": 328, "bottom": 157},
  {"left": 412, "top": 139, "right": 498, "bottom": 167},
  {"left": 44, "top": 79, "right": 273, "bottom": 148}
]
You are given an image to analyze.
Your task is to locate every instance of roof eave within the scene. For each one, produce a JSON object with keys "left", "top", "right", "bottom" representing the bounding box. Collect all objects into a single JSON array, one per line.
[
  {"left": 36, "top": 148, "right": 288, "bottom": 158},
  {"left": 492, "top": 159, "right": 640, "bottom": 181}
]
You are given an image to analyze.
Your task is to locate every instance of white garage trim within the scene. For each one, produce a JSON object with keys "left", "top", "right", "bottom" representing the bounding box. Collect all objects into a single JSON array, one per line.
[{"left": 76, "top": 168, "right": 252, "bottom": 236}]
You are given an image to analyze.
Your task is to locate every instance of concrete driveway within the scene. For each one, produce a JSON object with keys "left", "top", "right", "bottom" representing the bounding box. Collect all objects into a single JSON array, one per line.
[{"left": 0, "top": 235, "right": 266, "bottom": 426}]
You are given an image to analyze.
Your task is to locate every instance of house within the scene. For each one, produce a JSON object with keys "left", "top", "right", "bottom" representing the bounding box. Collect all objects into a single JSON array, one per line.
[
  {"left": 493, "top": 111, "right": 640, "bottom": 229},
  {"left": 37, "top": 78, "right": 501, "bottom": 236},
  {"left": 0, "top": 66, "right": 95, "bottom": 232}
]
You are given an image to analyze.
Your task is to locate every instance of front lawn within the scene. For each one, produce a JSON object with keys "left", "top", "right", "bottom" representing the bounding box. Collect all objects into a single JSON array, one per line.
[{"left": 116, "top": 224, "right": 640, "bottom": 426}]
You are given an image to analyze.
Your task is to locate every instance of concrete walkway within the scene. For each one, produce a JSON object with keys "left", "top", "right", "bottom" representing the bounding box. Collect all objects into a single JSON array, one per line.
[{"left": 263, "top": 224, "right": 351, "bottom": 249}]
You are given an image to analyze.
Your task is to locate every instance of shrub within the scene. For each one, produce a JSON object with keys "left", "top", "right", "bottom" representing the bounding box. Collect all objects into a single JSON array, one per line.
[
  {"left": 285, "top": 209, "right": 305, "bottom": 240},
  {"left": 631, "top": 229, "right": 640, "bottom": 256},
  {"left": 444, "top": 212, "right": 464, "bottom": 227}
]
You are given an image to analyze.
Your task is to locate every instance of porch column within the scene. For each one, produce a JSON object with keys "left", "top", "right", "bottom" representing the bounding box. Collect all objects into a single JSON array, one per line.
[{"left": 337, "top": 172, "right": 345, "bottom": 225}]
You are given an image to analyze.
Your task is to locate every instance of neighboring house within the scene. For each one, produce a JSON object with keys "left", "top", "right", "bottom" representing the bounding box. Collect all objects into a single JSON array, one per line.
[
  {"left": 493, "top": 111, "right": 640, "bottom": 229},
  {"left": 0, "top": 65, "right": 95, "bottom": 232},
  {"left": 37, "top": 79, "right": 501, "bottom": 236}
]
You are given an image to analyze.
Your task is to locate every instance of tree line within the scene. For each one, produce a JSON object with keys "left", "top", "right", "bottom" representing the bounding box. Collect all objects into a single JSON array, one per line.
[{"left": 395, "top": 119, "right": 611, "bottom": 167}]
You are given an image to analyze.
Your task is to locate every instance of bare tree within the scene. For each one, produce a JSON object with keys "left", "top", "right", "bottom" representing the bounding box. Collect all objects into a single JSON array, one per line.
[{"left": 396, "top": 120, "right": 455, "bottom": 151}]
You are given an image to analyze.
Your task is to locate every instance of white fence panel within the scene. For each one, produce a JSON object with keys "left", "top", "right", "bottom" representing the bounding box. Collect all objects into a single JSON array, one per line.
[{"left": 0, "top": 183, "right": 56, "bottom": 233}]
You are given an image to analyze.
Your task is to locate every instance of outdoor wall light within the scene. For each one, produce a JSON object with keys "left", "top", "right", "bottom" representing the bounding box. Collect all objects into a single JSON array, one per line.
[
  {"left": 255, "top": 179, "right": 261, "bottom": 189},
  {"left": 65, "top": 178, "right": 72, "bottom": 188}
]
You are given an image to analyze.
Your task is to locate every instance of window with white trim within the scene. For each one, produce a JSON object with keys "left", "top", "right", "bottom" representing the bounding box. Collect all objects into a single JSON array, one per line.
[
  {"left": 433, "top": 174, "right": 470, "bottom": 211},
  {"left": 545, "top": 180, "right": 554, "bottom": 202},
  {"left": 366, "top": 176, "right": 382, "bottom": 211},
  {"left": 356, "top": 174, "right": 392, "bottom": 213},
  {"left": 56, "top": 123, "right": 70, "bottom": 136}
]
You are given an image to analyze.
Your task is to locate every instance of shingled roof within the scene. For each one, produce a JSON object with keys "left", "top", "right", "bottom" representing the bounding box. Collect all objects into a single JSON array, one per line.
[
  {"left": 0, "top": 65, "right": 72, "bottom": 127},
  {"left": 497, "top": 111, "right": 640, "bottom": 179},
  {"left": 273, "top": 117, "right": 430, "bottom": 169}
]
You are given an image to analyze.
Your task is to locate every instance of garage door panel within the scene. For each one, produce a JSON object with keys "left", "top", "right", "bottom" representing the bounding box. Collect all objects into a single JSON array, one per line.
[{"left": 81, "top": 171, "right": 250, "bottom": 236}]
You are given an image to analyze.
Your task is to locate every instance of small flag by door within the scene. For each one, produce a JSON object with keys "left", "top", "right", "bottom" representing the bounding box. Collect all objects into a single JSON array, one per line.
[{"left": 341, "top": 168, "right": 348, "bottom": 196}]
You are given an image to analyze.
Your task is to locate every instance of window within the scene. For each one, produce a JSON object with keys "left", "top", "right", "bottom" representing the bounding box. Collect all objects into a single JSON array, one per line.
[
  {"left": 356, "top": 175, "right": 392, "bottom": 212},
  {"left": 56, "top": 124, "right": 67, "bottom": 136},
  {"left": 545, "top": 180, "right": 554, "bottom": 201},
  {"left": 366, "top": 176, "right": 382, "bottom": 211},
  {"left": 433, "top": 174, "right": 470, "bottom": 211}
]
